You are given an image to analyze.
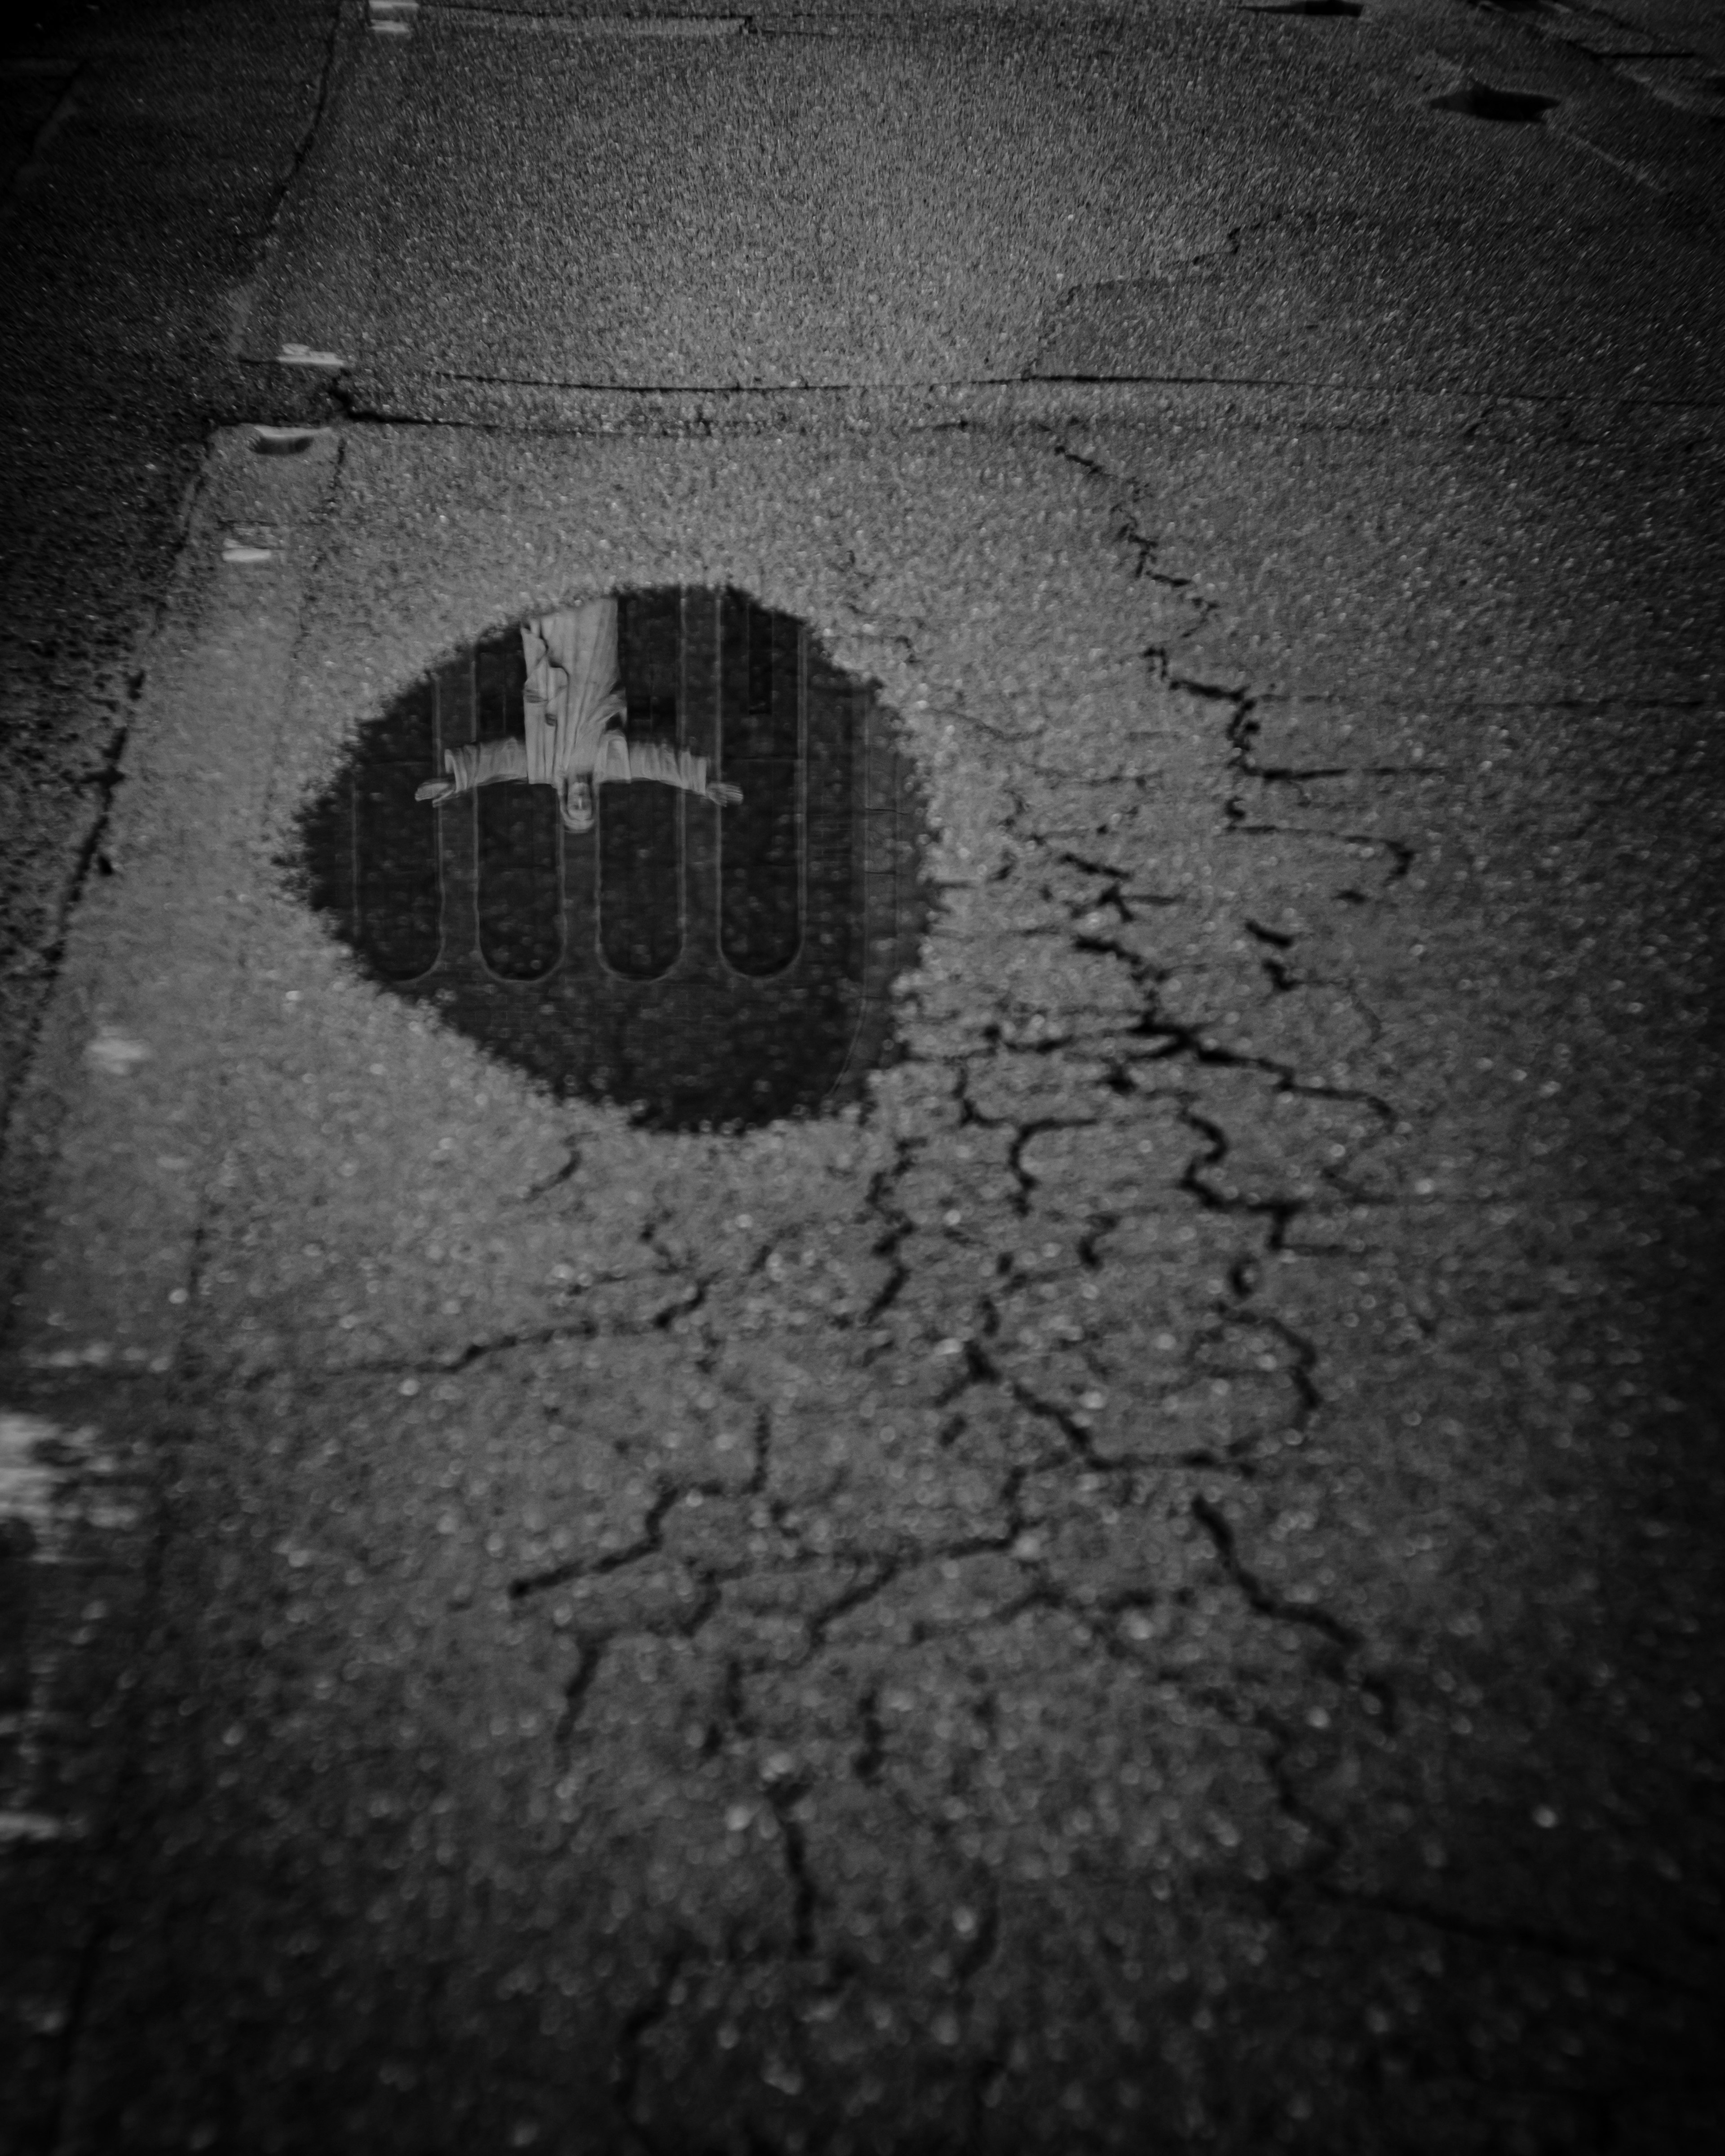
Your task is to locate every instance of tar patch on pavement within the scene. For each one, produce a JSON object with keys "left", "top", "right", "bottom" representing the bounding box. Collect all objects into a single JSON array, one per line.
[{"left": 291, "top": 586, "right": 929, "bottom": 1130}]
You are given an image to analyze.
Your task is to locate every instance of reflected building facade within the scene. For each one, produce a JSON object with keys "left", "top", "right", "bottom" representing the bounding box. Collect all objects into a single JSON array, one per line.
[{"left": 295, "top": 587, "right": 928, "bottom": 1128}]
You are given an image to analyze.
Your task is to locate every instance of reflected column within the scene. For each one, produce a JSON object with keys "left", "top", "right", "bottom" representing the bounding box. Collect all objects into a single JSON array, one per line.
[
  {"left": 476, "top": 628, "right": 562, "bottom": 981},
  {"left": 352, "top": 672, "right": 442, "bottom": 982},
  {"left": 681, "top": 585, "right": 722, "bottom": 974},
  {"left": 600, "top": 589, "right": 684, "bottom": 981},
  {"left": 433, "top": 653, "right": 481, "bottom": 973}
]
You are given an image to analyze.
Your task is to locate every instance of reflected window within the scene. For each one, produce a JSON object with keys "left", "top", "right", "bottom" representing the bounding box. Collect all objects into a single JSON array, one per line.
[
  {"left": 349, "top": 675, "right": 441, "bottom": 981},
  {"left": 603, "top": 589, "right": 692, "bottom": 982},
  {"left": 473, "top": 628, "right": 560, "bottom": 982},
  {"left": 720, "top": 591, "right": 803, "bottom": 978}
]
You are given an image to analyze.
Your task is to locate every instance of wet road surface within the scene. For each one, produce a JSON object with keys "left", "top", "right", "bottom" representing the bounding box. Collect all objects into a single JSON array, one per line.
[{"left": 3, "top": 3, "right": 1724, "bottom": 2152}]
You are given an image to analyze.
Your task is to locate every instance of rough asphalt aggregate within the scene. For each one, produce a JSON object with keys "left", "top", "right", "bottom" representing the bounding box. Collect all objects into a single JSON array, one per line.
[{"left": 1, "top": 3, "right": 1722, "bottom": 2154}]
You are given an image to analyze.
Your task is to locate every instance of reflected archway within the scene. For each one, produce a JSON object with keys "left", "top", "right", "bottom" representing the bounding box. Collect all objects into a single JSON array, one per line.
[{"left": 293, "top": 587, "right": 929, "bottom": 1129}]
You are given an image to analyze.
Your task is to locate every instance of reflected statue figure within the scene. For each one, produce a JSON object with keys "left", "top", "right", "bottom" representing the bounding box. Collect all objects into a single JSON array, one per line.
[{"left": 415, "top": 598, "right": 742, "bottom": 832}]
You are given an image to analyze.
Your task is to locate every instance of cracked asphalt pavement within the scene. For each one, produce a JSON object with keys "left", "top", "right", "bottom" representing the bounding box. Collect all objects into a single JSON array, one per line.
[{"left": 3, "top": 3, "right": 1724, "bottom": 2153}]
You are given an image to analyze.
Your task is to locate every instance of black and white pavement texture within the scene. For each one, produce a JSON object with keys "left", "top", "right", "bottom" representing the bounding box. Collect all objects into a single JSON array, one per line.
[{"left": 3, "top": 1, "right": 1724, "bottom": 2151}]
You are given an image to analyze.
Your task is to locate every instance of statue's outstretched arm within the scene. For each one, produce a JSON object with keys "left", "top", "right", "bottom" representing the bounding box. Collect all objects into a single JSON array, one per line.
[
  {"left": 613, "top": 739, "right": 742, "bottom": 804},
  {"left": 417, "top": 737, "right": 530, "bottom": 801}
]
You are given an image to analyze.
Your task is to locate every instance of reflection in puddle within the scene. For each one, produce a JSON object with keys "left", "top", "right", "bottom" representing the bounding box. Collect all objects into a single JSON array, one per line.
[{"left": 294, "top": 588, "right": 929, "bottom": 1129}]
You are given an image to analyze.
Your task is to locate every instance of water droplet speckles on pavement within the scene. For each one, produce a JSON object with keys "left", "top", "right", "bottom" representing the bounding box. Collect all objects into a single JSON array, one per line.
[{"left": 291, "top": 586, "right": 929, "bottom": 1130}]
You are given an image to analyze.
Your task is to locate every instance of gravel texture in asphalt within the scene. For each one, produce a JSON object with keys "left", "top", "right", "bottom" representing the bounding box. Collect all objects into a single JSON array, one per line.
[{"left": 3, "top": 3, "right": 1723, "bottom": 2152}]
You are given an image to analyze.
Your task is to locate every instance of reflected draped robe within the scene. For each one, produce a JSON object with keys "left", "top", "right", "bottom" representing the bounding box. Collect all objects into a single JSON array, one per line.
[{"left": 438, "top": 600, "right": 710, "bottom": 813}]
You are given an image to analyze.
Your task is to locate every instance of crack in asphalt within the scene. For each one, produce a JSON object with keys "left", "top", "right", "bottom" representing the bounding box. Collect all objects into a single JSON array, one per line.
[
  {"left": 610, "top": 1936, "right": 695, "bottom": 2155},
  {"left": 1046, "top": 442, "right": 1223, "bottom": 631},
  {"left": 512, "top": 1482, "right": 682, "bottom": 1604},
  {"left": 0, "top": 705, "right": 133, "bottom": 1138},
  {"left": 759, "top": 1768, "right": 819, "bottom": 1957},
  {"left": 177, "top": 411, "right": 1614, "bottom": 2121},
  {"left": 460, "top": 412, "right": 1433, "bottom": 1965},
  {"left": 1066, "top": 917, "right": 1399, "bottom": 1121},
  {"left": 859, "top": 1135, "right": 924, "bottom": 1332}
]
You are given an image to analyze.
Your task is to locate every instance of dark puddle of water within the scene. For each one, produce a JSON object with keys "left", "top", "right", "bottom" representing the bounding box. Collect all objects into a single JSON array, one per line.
[
  {"left": 1430, "top": 80, "right": 1557, "bottom": 122},
  {"left": 290, "top": 588, "right": 931, "bottom": 1131}
]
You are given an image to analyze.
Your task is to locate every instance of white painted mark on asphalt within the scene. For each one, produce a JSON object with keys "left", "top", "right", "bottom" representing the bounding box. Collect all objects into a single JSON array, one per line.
[
  {"left": 251, "top": 425, "right": 328, "bottom": 455},
  {"left": 0, "top": 1412, "right": 66, "bottom": 1557},
  {"left": 0, "top": 1417, "right": 135, "bottom": 1545},
  {"left": 85, "top": 1027, "right": 150, "bottom": 1076},
  {"left": 276, "top": 343, "right": 347, "bottom": 369},
  {"left": 0, "top": 1412, "right": 139, "bottom": 1851},
  {"left": 0, "top": 1809, "right": 76, "bottom": 1846},
  {"left": 429, "top": 6, "right": 748, "bottom": 37},
  {"left": 221, "top": 521, "right": 285, "bottom": 565}
]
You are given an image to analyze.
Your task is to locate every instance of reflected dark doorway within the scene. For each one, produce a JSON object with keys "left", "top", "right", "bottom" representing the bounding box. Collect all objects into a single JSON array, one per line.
[{"left": 293, "top": 588, "right": 929, "bottom": 1129}]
